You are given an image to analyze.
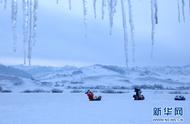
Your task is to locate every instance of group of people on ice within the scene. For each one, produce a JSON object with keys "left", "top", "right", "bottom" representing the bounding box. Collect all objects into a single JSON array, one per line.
[
  {"left": 85, "top": 88, "right": 186, "bottom": 101},
  {"left": 85, "top": 88, "right": 145, "bottom": 101}
]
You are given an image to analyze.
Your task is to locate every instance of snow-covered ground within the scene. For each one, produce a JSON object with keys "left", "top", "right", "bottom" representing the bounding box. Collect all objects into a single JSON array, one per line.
[
  {"left": 0, "top": 92, "right": 189, "bottom": 124},
  {"left": 0, "top": 64, "right": 190, "bottom": 123}
]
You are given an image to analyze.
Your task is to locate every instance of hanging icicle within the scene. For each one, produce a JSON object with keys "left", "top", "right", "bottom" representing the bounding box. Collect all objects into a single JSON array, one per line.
[
  {"left": 11, "top": 0, "right": 18, "bottom": 52},
  {"left": 121, "top": 0, "right": 128, "bottom": 68},
  {"left": 27, "top": 0, "right": 33, "bottom": 66},
  {"left": 127, "top": 0, "right": 135, "bottom": 62},
  {"left": 56, "top": 0, "right": 59, "bottom": 4},
  {"left": 189, "top": 0, "right": 190, "bottom": 14},
  {"left": 150, "top": 0, "right": 158, "bottom": 58},
  {"left": 154, "top": 0, "right": 158, "bottom": 24},
  {"left": 32, "top": 0, "right": 38, "bottom": 46},
  {"left": 181, "top": 0, "right": 185, "bottom": 22},
  {"left": 22, "top": 0, "right": 38, "bottom": 65},
  {"left": 108, "top": 0, "right": 117, "bottom": 35},
  {"left": 0, "top": 0, "right": 7, "bottom": 9},
  {"left": 150, "top": 0, "right": 156, "bottom": 58},
  {"left": 23, "top": 0, "right": 29, "bottom": 64},
  {"left": 3, "top": 0, "right": 190, "bottom": 66},
  {"left": 93, "top": 0, "right": 97, "bottom": 18},
  {"left": 82, "top": 0, "right": 87, "bottom": 37},
  {"left": 4, "top": 0, "right": 7, "bottom": 9},
  {"left": 68, "top": 0, "right": 71, "bottom": 10},
  {"left": 177, "top": 0, "right": 186, "bottom": 23},
  {"left": 101, "top": 0, "right": 106, "bottom": 20},
  {"left": 177, "top": 0, "right": 181, "bottom": 23}
]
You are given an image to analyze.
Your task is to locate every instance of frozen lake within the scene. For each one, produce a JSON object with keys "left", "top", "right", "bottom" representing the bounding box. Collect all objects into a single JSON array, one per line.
[{"left": 0, "top": 91, "right": 189, "bottom": 124}]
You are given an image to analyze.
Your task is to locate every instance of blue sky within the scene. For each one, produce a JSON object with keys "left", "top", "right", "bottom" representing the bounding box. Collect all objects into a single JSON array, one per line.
[{"left": 0, "top": 0, "right": 190, "bottom": 67}]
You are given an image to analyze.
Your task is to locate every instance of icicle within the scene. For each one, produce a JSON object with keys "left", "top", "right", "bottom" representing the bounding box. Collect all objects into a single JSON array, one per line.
[
  {"left": 189, "top": 0, "right": 190, "bottom": 14},
  {"left": 11, "top": 0, "right": 18, "bottom": 52},
  {"left": 22, "top": 0, "right": 38, "bottom": 65},
  {"left": 181, "top": 0, "right": 185, "bottom": 22},
  {"left": 82, "top": 0, "right": 87, "bottom": 37},
  {"left": 108, "top": 0, "right": 117, "bottom": 35},
  {"left": 127, "top": 0, "right": 135, "bottom": 62},
  {"left": 121, "top": 0, "right": 128, "bottom": 68},
  {"left": 28, "top": 0, "right": 33, "bottom": 66},
  {"left": 4, "top": 0, "right": 7, "bottom": 9},
  {"left": 68, "top": 0, "right": 71, "bottom": 10},
  {"left": 93, "top": 0, "right": 97, "bottom": 18},
  {"left": 177, "top": 0, "right": 181, "bottom": 23},
  {"left": 56, "top": 0, "right": 59, "bottom": 4},
  {"left": 150, "top": 0, "right": 155, "bottom": 58},
  {"left": 101, "top": 0, "right": 106, "bottom": 20},
  {"left": 32, "top": 0, "right": 38, "bottom": 46},
  {"left": 150, "top": 0, "right": 158, "bottom": 58},
  {"left": 23, "top": 0, "right": 29, "bottom": 64},
  {"left": 154, "top": 0, "right": 158, "bottom": 24}
]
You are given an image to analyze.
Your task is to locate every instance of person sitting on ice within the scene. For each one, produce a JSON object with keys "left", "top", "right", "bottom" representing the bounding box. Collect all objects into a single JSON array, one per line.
[
  {"left": 85, "top": 90, "right": 101, "bottom": 101},
  {"left": 133, "top": 88, "right": 145, "bottom": 100},
  {"left": 86, "top": 90, "right": 94, "bottom": 101}
]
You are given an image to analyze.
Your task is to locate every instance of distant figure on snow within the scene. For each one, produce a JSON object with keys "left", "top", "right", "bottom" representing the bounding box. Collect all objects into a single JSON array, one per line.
[
  {"left": 133, "top": 88, "right": 145, "bottom": 100},
  {"left": 85, "top": 90, "right": 102, "bottom": 101}
]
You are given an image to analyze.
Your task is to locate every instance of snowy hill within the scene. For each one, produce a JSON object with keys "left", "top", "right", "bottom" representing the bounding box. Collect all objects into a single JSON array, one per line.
[
  {"left": 0, "top": 65, "right": 189, "bottom": 123},
  {"left": 0, "top": 64, "right": 37, "bottom": 91},
  {"left": 0, "top": 64, "right": 32, "bottom": 79},
  {"left": 0, "top": 64, "right": 187, "bottom": 93},
  {"left": 0, "top": 66, "right": 189, "bottom": 124}
]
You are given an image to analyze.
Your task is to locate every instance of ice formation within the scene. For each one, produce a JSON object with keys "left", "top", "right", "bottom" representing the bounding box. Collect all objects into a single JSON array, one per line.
[
  {"left": 177, "top": 0, "right": 181, "bottom": 23},
  {"left": 189, "top": 0, "right": 190, "bottom": 13},
  {"left": 69, "top": 0, "right": 71, "bottom": 10},
  {"left": 11, "top": 0, "right": 18, "bottom": 52},
  {"left": 127, "top": 0, "right": 135, "bottom": 62},
  {"left": 93, "top": 0, "right": 97, "bottom": 18},
  {"left": 22, "top": 0, "right": 38, "bottom": 65},
  {"left": 150, "top": 0, "right": 158, "bottom": 58},
  {"left": 181, "top": 0, "right": 185, "bottom": 22},
  {"left": 120, "top": 0, "right": 128, "bottom": 67},
  {"left": 2, "top": 0, "right": 190, "bottom": 66},
  {"left": 108, "top": 0, "right": 117, "bottom": 35},
  {"left": 82, "top": 0, "right": 88, "bottom": 37},
  {"left": 101, "top": 0, "right": 106, "bottom": 20}
]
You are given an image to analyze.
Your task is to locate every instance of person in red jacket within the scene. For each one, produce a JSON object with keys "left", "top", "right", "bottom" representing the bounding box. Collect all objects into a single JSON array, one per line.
[
  {"left": 85, "top": 90, "right": 102, "bottom": 101},
  {"left": 86, "top": 90, "right": 94, "bottom": 101}
]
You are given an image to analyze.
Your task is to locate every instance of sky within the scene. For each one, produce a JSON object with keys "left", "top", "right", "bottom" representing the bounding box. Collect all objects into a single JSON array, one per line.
[{"left": 0, "top": 0, "right": 190, "bottom": 67}]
